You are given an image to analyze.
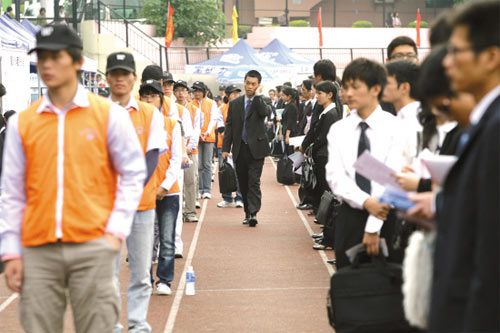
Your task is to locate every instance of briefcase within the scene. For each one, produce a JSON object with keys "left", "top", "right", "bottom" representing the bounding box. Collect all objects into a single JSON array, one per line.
[
  {"left": 218, "top": 159, "right": 237, "bottom": 193},
  {"left": 316, "top": 191, "right": 338, "bottom": 225},
  {"left": 328, "top": 254, "right": 411, "bottom": 332},
  {"left": 270, "top": 139, "right": 283, "bottom": 157},
  {"left": 276, "top": 154, "right": 295, "bottom": 185}
]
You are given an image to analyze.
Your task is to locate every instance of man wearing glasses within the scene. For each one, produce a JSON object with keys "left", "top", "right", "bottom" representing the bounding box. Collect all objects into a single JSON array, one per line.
[{"left": 386, "top": 36, "right": 419, "bottom": 63}]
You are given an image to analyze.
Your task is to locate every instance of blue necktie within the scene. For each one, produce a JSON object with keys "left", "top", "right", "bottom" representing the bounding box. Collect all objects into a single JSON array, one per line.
[
  {"left": 242, "top": 99, "right": 252, "bottom": 143},
  {"left": 355, "top": 121, "right": 371, "bottom": 194}
]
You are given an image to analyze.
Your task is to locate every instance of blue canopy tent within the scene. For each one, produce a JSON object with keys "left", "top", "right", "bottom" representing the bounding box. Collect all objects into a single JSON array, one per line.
[
  {"left": 216, "top": 65, "right": 273, "bottom": 84},
  {"left": 256, "top": 38, "right": 314, "bottom": 74},
  {"left": 21, "top": 19, "right": 41, "bottom": 35},
  {"left": 185, "top": 39, "right": 287, "bottom": 77},
  {"left": 0, "top": 16, "right": 36, "bottom": 49}
]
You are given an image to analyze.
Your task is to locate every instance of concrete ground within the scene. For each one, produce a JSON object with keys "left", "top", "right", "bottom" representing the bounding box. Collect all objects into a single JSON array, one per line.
[{"left": 0, "top": 157, "right": 335, "bottom": 332}]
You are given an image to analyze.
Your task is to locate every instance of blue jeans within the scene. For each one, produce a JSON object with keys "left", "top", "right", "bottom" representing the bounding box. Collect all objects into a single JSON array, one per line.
[
  {"left": 217, "top": 147, "right": 242, "bottom": 202},
  {"left": 154, "top": 195, "right": 179, "bottom": 286},
  {"left": 198, "top": 142, "right": 214, "bottom": 195},
  {"left": 114, "top": 209, "right": 155, "bottom": 333}
]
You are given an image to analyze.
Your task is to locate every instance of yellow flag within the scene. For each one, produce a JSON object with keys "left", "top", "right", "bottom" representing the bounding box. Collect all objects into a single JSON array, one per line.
[{"left": 232, "top": 6, "right": 238, "bottom": 45}]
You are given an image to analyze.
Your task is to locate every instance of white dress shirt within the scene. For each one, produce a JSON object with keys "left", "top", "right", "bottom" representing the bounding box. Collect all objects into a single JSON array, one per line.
[
  {"left": 183, "top": 102, "right": 201, "bottom": 151},
  {"left": 110, "top": 95, "right": 168, "bottom": 155},
  {"left": 162, "top": 121, "right": 182, "bottom": 196},
  {"left": 0, "top": 86, "right": 146, "bottom": 258},
  {"left": 326, "top": 105, "right": 404, "bottom": 233},
  {"left": 168, "top": 97, "right": 194, "bottom": 143},
  {"left": 397, "top": 101, "right": 422, "bottom": 164}
]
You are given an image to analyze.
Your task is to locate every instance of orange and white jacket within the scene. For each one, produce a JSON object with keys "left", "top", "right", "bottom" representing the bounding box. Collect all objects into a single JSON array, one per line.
[
  {"left": 154, "top": 116, "right": 182, "bottom": 196},
  {"left": 191, "top": 97, "right": 218, "bottom": 143},
  {"left": 0, "top": 85, "right": 146, "bottom": 260}
]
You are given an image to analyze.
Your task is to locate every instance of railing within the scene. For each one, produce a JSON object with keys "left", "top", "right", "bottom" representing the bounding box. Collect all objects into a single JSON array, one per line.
[{"left": 95, "top": 0, "right": 166, "bottom": 68}]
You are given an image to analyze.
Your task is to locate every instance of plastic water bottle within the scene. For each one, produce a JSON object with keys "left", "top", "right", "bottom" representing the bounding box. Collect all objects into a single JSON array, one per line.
[{"left": 185, "top": 266, "right": 195, "bottom": 295}]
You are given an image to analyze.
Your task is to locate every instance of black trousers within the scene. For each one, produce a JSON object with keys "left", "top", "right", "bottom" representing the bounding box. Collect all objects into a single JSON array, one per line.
[
  {"left": 236, "top": 143, "right": 265, "bottom": 217},
  {"left": 312, "top": 155, "right": 329, "bottom": 210},
  {"left": 334, "top": 204, "right": 398, "bottom": 269}
]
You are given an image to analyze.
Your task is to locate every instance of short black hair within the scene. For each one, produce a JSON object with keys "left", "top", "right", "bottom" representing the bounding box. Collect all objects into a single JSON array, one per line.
[
  {"left": 276, "top": 85, "right": 282, "bottom": 93},
  {"left": 385, "top": 60, "right": 420, "bottom": 100},
  {"left": 6, "top": 6, "right": 12, "bottom": 12},
  {"left": 0, "top": 83, "right": 5, "bottom": 98},
  {"left": 452, "top": 0, "right": 500, "bottom": 53},
  {"left": 302, "top": 79, "right": 313, "bottom": 91},
  {"left": 268, "top": 88, "right": 276, "bottom": 93},
  {"left": 342, "top": 58, "right": 387, "bottom": 100},
  {"left": 283, "top": 81, "right": 292, "bottom": 87},
  {"left": 313, "top": 59, "right": 336, "bottom": 81},
  {"left": 244, "top": 70, "right": 262, "bottom": 84},
  {"left": 429, "top": 10, "right": 454, "bottom": 47},
  {"left": 4, "top": 110, "right": 16, "bottom": 121},
  {"left": 139, "top": 85, "right": 164, "bottom": 102},
  {"left": 387, "top": 36, "right": 418, "bottom": 58},
  {"left": 315, "top": 80, "right": 337, "bottom": 98},
  {"left": 416, "top": 44, "right": 454, "bottom": 102},
  {"left": 281, "top": 86, "right": 296, "bottom": 98},
  {"left": 66, "top": 46, "right": 83, "bottom": 63}
]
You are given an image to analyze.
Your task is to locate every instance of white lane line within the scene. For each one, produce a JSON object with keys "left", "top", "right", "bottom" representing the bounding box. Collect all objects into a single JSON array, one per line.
[
  {"left": 163, "top": 199, "right": 208, "bottom": 333},
  {"left": 269, "top": 157, "right": 336, "bottom": 276},
  {"left": 0, "top": 293, "right": 18, "bottom": 313},
  {"left": 193, "top": 286, "right": 329, "bottom": 292}
]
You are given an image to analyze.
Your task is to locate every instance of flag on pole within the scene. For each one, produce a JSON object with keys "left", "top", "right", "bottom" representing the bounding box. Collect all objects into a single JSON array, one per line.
[
  {"left": 165, "top": 2, "right": 174, "bottom": 48},
  {"left": 232, "top": 6, "right": 239, "bottom": 45},
  {"left": 317, "top": 7, "right": 323, "bottom": 47},
  {"left": 416, "top": 8, "right": 421, "bottom": 47}
]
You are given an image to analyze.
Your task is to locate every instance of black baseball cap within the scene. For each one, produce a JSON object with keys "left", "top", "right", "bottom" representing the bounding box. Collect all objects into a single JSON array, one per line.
[
  {"left": 214, "top": 95, "right": 222, "bottom": 101},
  {"left": 225, "top": 84, "right": 241, "bottom": 95},
  {"left": 28, "top": 24, "right": 83, "bottom": 54},
  {"left": 139, "top": 79, "right": 163, "bottom": 95},
  {"left": 191, "top": 81, "right": 206, "bottom": 92},
  {"left": 218, "top": 84, "right": 227, "bottom": 91},
  {"left": 174, "top": 80, "right": 188, "bottom": 90},
  {"left": 141, "top": 65, "right": 163, "bottom": 81},
  {"left": 162, "top": 71, "right": 174, "bottom": 83},
  {"left": 106, "top": 52, "right": 135, "bottom": 74}
]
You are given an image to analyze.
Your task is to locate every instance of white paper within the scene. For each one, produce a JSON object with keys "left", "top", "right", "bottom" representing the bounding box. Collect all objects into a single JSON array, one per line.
[
  {"left": 353, "top": 151, "right": 402, "bottom": 189},
  {"left": 420, "top": 152, "right": 457, "bottom": 186},
  {"left": 288, "top": 152, "right": 305, "bottom": 169},
  {"left": 275, "top": 108, "right": 285, "bottom": 119},
  {"left": 226, "top": 154, "right": 234, "bottom": 168},
  {"left": 288, "top": 135, "right": 305, "bottom": 147},
  {"left": 295, "top": 166, "right": 303, "bottom": 175}
]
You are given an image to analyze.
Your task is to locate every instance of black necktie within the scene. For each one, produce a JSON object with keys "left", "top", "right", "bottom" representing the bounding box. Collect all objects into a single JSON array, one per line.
[
  {"left": 356, "top": 121, "right": 371, "bottom": 194},
  {"left": 242, "top": 99, "right": 251, "bottom": 143}
]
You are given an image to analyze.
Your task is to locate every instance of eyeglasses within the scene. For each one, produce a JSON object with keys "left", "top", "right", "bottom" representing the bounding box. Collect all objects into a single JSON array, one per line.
[
  {"left": 140, "top": 93, "right": 160, "bottom": 98},
  {"left": 390, "top": 53, "right": 418, "bottom": 60}
]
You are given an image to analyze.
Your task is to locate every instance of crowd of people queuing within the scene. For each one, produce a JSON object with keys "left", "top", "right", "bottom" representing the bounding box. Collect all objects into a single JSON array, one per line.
[{"left": 0, "top": 0, "right": 498, "bottom": 332}]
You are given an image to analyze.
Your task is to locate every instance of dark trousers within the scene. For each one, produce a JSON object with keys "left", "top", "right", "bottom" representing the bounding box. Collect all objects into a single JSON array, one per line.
[
  {"left": 236, "top": 143, "right": 265, "bottom": 217},
  {"left": 312, "top": 155, "right": 329, "bottom": 210},
  {"left": 334, "top": 204, "right": 397, "bottom": 269}
]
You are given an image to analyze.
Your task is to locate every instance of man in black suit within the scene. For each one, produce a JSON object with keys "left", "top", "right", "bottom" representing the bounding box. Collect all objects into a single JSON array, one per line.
[
  {"left": 222, "top": 70, "right": 271, "bottom": 227},
  {"left": 409, "top": 2, "right": 500, "bottom": 330}
]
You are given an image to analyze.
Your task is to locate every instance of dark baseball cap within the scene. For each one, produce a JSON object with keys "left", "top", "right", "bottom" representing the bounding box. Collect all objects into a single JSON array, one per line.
[
  {"left": 174, "top": 80, "right": 188, "bottom": 90},
  {"left": 218, "top": 84, "right": 227, "bottom": 91},
  {"left": 162, "top": 71, "right": 174, "bottom": 83},
  {"left": 141, "top": 65, "right": 163, "bottom": 81},
  {"left": 191, "top": 81, "right": 206, "bottom": 92},
  {"left": 106, "top": 52, "right": 135, "bottom": 74},
  {"left": 28, "top": 24, "right": 83, "bottom": 54},
  {"left": 214, "top": 95, "right": 222, "bottom": 101},
  {"left": 139, "top": 79, "right": 163, "bottom": 95},
  {"left": 225, "top": 84, "right": 241, "bottom": 95}
]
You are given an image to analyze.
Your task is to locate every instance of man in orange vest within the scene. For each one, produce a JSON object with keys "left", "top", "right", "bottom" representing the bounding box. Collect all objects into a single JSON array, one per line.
[
  {"left": 0, "top": 24, "right": 146, "bottom": 332},
  {"left": 191, "top": 81, "right": 219, "bottom": 200},
  {"left": 174, "top": 80, "right": 201, "bottom": 223},
  {"left": 139, "top": 80, "right": 182, "bottom": 296},
  {"left": 106, "top": 52, "right": 167, "bottom": 332}
]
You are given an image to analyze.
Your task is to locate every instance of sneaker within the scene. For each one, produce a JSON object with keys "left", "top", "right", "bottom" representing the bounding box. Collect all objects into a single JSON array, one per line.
[
  {"left": 217, "top": 200, "right": 236, "bottom": 208},
  {"left": 202, "top": 193, "right": 212, "bottom": 199},
  {"left": 156, "top": 283, "right": 172, "bottom": 295},
  {"left": 235, "top": 201, "right": 244, "bottom": 208},
  {"left": 197, "top": 193, "right": 202, "bottom": 200},
  {"left": 152, "top": 258, "right": 158, "bottom": 265},
  {"left": 195, "top": 201, "right": 201, "bottom": 208},
  {"left": 184, "top": 215, "right": 199, "bottom": 222}
]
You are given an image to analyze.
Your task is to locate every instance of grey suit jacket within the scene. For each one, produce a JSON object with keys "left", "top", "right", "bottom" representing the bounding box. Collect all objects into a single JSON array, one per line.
[{"left": 222, "top": 95, "right": 271, "bottom": 162}]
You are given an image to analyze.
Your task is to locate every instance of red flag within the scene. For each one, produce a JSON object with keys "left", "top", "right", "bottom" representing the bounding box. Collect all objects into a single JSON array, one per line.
[
  {"left": 416, "top": 8, "right": 421, "bottom": 47},
  {"left": 165, "top": 2, "right": 175, "bottom": 48},
  {"left": 317, "top": 7, "right": 323, "bottom": 47}
]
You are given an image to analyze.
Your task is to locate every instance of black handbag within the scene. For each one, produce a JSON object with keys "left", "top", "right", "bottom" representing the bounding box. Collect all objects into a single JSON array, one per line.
[
  {"left": 316, "top": 191, "right": 338, "bottom": 225},
  {"left": 276, "top": 154, "right": 295, "bottom": 185},
  {"left": 270, "top": 139, "right": 283, "bottom": 157},
  {"left": 300, "top": 144, "right": 316, "bottom": 191},
  {"left": 218, "top": 159, "right": 237, "bottom": 193},
  {"left": 327, "top": 253, "right": 411, "bottom": 332}
]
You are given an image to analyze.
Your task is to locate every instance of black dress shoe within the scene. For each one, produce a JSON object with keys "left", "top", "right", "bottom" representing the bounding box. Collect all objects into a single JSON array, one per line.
[
  {"left": 311, "top": 232, "right": 323, "bottom": 239},
  {"left": 314, "top": 237, "right": 324, "bottom": 244},
  {"left": 313, "top": 218, "right": 321, "bottom": 224},
  {"left": 327, "top": 259, "right": 337, "bottom": 265},
  {"left": 296, "top": 203, "right": 313, "bottom": 210},
  {"left": 313, "top": 244, "right": 333, "bottom": 250},
  {"left": 242, "top": 218, "right": 249, "bottom": 225},
  {"left": 248, "top": 215, "right": 258, "bottom": 227},
  {"left": 307, "top": 210, "right": 316, "bottom": 216}
]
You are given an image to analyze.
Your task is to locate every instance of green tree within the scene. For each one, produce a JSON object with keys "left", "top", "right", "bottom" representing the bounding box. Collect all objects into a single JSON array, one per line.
[{"left": 140, "top": 0, "right": 226, "bottom": 46}]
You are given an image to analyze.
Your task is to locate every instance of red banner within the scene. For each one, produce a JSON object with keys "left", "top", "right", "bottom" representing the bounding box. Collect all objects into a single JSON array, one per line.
[
  {"left": 318, "top": 7, "right": 323, "bottom": 47},
  {"left": 165, "top": 2, "right": 174, "bottom": 48},
  {"left": 416, "top": 8, "right": 421, "bottom": 47}
]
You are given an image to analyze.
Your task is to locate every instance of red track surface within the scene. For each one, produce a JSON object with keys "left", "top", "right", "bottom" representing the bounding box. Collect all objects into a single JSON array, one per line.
[{"left": 0, "top": 157, "right": 334, "bottom": 332}]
